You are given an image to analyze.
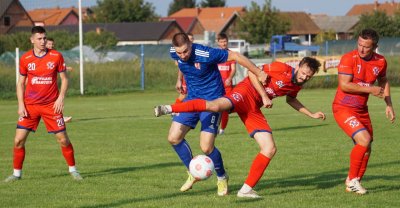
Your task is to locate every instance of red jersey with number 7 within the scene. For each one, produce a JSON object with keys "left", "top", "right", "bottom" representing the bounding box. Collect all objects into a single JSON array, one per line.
[
  {"left": 19, "top": 49, "right": 66, "bottom": 105},
  {"left": 333, "top": 50, "right": 387, "bottom": 109}
]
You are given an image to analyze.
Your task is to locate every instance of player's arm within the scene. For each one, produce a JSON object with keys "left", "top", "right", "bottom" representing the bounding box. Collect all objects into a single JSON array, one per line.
[
  {"left": 176, "top": 69, "right": 184, "bottom": 93},
  {"left": 286, "top": 96, "right": 326, "bottom": 120},
  {"left": 225, "top": 62, "right": 236, "bottom": 87},
  {"left": 227, "top": 51, "right": 267, "bottom": 84},
  {"left": 248, "top": 71, "right": 272, "bottom": 108},
  {"left": 54, "top": 72, "right": 69, "bottom": 114},
  {"left": 378, "top": 76, "right": 395, "bottom": 123},
  {"left": 338, "top": 74, "right": 383, "bottom": 98},
  {"left": 16, "top": 75, "right": 27, "bottom": 117}
]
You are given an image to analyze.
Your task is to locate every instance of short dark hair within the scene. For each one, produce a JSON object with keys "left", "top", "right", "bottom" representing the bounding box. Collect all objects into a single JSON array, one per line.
[
  {"left": 359, "top": 28, "right": 379, "bottom": 46},
  {"left": 217, "top": 33, "right": 228, "bottom": 41},
  {"left": 187, "top": 32, "right": 193, "bottom": 37},
  {"left": 299, "top": 57, "right": 321, "bottom": 74},
  {"left": 47, "top": 37, "right": 54, "bottom": 42},
  {"left": 172, "top": 32, "right": 190, "bottom": 47},
  {"left": 31, "top": 26, "right": 46, "bottom": 34}
]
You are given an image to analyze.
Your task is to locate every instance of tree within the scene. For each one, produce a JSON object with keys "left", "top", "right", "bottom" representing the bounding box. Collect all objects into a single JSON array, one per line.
[
  {"left": 199, "top": 0, "right": 226, "bottom": 7},
  {"left": 353, "top": 11, "right": 396, "bottom": 37},
  {"left": 89, "top": 0, "right": 158, "bottom": 23},
  {"left": 315, "top": 29, "right": 336, "bottom": 44},
  {"left": 168, "top": 0, "right": 196, "bottom": 16},
  {"left": 84, "top": 31, "right": 118, "bottom": 50},
  {"left": 236, "top": 0, "right": 290, "bottom": 44}
]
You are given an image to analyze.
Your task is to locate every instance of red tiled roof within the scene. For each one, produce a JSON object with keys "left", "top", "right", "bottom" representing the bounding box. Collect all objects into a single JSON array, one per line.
[
  {"left": 281, "top": 12, "right": 320, "bottom": 35},
  {"left": 28, "top": 7, "right": 78, "bottom": 26},
  {"left": 160, "top": 16, "right": 198, "bottom": 32},
  {"left": 347, "top": 1, "right": 400, "bottom": 16}
]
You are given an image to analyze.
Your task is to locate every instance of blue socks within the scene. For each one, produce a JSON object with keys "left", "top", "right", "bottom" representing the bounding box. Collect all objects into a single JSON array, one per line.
[
  {"left": 172, "top": 139, "right": 193, "bottom": 168},
  {"left": 207, "top": 147, "right": 226, "bottom": 177}
]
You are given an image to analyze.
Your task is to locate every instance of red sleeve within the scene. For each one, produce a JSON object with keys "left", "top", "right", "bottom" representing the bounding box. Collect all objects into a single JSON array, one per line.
[
  {"left": 338, "top": 54, "right": 354, "bottom": 76},
  {"left": 57, "top": 54, "right": 66, "bottom": 73},
  {"left": 379, "top": 59, "right": 387, "bottom": 77},
  {"left": 19, "top": 56, "right": 27, "bottom": 76}
]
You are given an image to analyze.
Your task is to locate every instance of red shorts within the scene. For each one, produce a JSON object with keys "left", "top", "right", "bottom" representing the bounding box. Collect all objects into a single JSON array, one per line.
[
  {"left": 226, "top": 82, "right": 271, "bottom": 137},
  {"left": 332, "top": 104, "right": 373, "bottom": 139},
  {"left": 17, "top": 102, "right": 66, "bottom": 133}
]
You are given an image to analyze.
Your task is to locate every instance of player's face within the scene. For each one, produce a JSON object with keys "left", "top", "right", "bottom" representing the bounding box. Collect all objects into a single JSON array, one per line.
[
  {"left": 357, "top": 36, "right": 376, "bottom": 59},
  {"left": 46, "top": 40, "right": 55, "bottom": 49},
  {"left": 31, "top": 33, "right": 47, "bottom": 51},
  {"left": 217, "top": 39, "right": 228, "bottom": 50},
  {"left": 294, "top": 65, "right": 314, "bottom": 86},
  {"left": 175, "top": 43, "right": 192, "bottom": 61}
]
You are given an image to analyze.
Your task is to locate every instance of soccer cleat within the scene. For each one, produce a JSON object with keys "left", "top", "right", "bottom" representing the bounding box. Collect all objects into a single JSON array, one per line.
[
  {"left": 64, "top": 116, "right": 72, "bottom": 123},
  {"left": 70, "top": 171, "right": 83, "bottom": 181},
  {"left": 218, "top": 129, "right": 225, "bottom": 135},
  {"left": 4, "top": 175, "right": 21, "bottom": 183},
  {"left": 154, "top": 105, "right": 170, "bottom": 117},
  {"left": 217, "top": 175, "right": 229, "bottom": 196},
  {"left": 346, "top": 178, "right": 367, "bottom": 195},
  {"left": 237, "top": 189, "right": 262, "bottom": 198},
  {"left": 180, "top": 171, "right": 199, "bottom": 192}
]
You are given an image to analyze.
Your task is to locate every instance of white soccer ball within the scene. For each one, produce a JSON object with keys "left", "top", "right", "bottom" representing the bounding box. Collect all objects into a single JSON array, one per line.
[{"left": 189, "top": 155, "right": 215, "bottom": 180}]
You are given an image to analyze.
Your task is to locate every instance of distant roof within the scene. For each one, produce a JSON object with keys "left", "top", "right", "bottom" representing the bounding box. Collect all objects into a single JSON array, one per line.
[
  {"left": 311, "top": 15, "right": 359, "bottom": 33},
  {"left": 280, "top": 12, "right": 320, "bottom": 35},
  {"left": 0, "top": 0, "right": 14, "bottom": 18},
  {"left": 10, "top": 21, "right": 183, "bottom": 41},
  {"left": 160, "top": 16, "right": 198, "bottom": 32},
  {"left": 347, "top": 0, "right": 400, "bottom": 16},
  {"left": 27, "top": 7, "right": 78, "bottom": 25},
  {"left": 168, "top": 7, "right": 245, "bottom": 34}
]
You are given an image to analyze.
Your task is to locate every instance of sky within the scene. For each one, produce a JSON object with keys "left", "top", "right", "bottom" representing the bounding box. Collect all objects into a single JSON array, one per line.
[{"left": 20, "top": 0, "right": 376, "bottom": 17}]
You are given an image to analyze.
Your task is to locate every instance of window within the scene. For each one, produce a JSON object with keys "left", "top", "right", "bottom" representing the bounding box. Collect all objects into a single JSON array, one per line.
[{"left": 4, "top": 16, "right": 11, "bottom": 26}]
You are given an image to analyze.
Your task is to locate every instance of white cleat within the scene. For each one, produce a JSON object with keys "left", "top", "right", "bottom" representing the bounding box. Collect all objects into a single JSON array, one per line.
[
  {"left": 218, "top": 129, "right": 225, "bottom": 135},
  {"left": 346, "top": 178, "right": 367, "bottom": 195},
  {"left": 64, "top": 116, "right": 72, "bottom": 123},
  {"left": 237, "top": 189, "right": 262, "bottom": 198},
  {"left": 154, "top": 105, "right": 170, "bottom": 117}
]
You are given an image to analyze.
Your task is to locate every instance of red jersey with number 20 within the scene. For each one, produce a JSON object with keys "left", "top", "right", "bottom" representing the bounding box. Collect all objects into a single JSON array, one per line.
[
  {"left": 333, "top": 50, "right": 387, "bottom": 109},
  {"left": 20, "top": 49, "right": 66, "bottom": 105}
]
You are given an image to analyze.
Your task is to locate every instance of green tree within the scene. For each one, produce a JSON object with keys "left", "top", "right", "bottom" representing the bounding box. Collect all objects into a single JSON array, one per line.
[
  {"left": 199, "top": 0, "right": 226, "bottom": 7},
  {"left": 84, "top": 31, "right": 118, "bottom": 50},
  {"left": 47, "top": 30, "right": 79, "bottom": 50},
  {"left": 315, "top": 29, "right": 336, "bottom": 44},
  {"left": 236, "top": 0, "right": 290, "bottom": 44},
  {"left": 353, "top": 11, "right": 396, "bottom": 37},
  {"left": 168, "top": 0, "right": 196, "bottom": 16},
  {"left": 89, "top": 0, "right": 158, "bottom": 23}
]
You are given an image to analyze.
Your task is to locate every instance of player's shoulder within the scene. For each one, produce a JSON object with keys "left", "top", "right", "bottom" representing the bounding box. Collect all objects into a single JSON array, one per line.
[
  {"left": 372, "top": 53, "right": 386, "bottom": 64},
  {"left": 21, "top": 50, "right": 34, "bottom": 60},
  {"left": 273, "top": 61, "right": 292, "bottom": 70},
  {"left": 341, "top": 50, "right": 358, "bottom": 61},
  {"left": 47, "top": 49, "right": 63, "bottom": 57}
]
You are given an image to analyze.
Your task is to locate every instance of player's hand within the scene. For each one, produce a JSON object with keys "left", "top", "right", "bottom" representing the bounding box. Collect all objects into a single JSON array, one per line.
[
  {"left": 386, "top": 105, "right": 395, "bottom": 123},
  {"left": 53, "top": 97, "right": 64, "bottom": 114},
  {"left": 258, "top": 71, "right": 268, "bottom": 85},
  {"left": 311, "top": 112, "right": 326, "bottom": 120},
  {"left": 262, "top": 96, "right": 273, "bottom": 108},
  {"left": 225, "top": 78, "right": 232, "bottom": 87},
  {"left": 175, "top": 80, "right": 183, "bottom": 93},
  {"left": 18, "top": 104, "right": 27, "bottom": 117},
  {"left": 371, "top": 86, "right": 384, "bottom": 98}
]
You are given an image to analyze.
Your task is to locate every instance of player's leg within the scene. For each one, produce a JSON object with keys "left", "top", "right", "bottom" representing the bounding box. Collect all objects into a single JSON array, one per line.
[
  {"left": 54, "top": 131, "right": 82, "bottom": 180},
  {"left": 169, "top": 113, "right": 198, "bottom": 192},
  {"left": 219, "top": 87, "right": 232, "bottom": 135},
  {"left": 357, "top": 112, "right": 373, "bottom": 181},
  {"left": 199, "top": 112, "right": 228, "bottom": 196},
  {"left": 4, "top": 129, "right": 30, "bottom": 182}
]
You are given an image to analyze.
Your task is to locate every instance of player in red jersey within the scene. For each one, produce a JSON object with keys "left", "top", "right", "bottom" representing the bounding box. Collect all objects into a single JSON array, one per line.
[
  {"left": 216, "top": 33, "right": 236, "bottom": 135},
  {"left": 154, "top": 57, "right": 326, "bottom": 198},
  {"left": 4, "top": 26, "right": 82, "bottom": 182},
  {"left": 332, "top": 28, "right": 395, "bottom": 195}
]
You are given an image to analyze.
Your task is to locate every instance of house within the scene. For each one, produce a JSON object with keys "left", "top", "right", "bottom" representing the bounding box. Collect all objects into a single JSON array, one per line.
[
  {"left": 9, "top": 21, "right": 184, "bottom": 45},
  {"left": 27, "top": 7, "right": 79, "bottom": 26},
  {"left": 280, "top": 12, "right": 321, "bottom": 45},
  {"left": 311, "top": 15, "right": 359, "bottom": 40},
  {"left": 159, "top": 16, "right": 205, "bottom": 39},
  {"left": 0, "top": 0, "right": 33, "bottom": 34},
  {"left": 167, "top": 7, "right": 246, "bottom": 39},
  {"left": 347, "top": 0, "right": 400, "bottom": 16}
]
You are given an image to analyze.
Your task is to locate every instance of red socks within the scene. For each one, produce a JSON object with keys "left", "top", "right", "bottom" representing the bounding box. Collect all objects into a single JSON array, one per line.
[
  {"left": 348, "top": 144, "right": 368, "bottom": 180},
  {"left": 171, "top": 99, "right": 206, "bottom": 112},
  {"left": 245, "top": 153, "right": 271, "bottom": 187},
  {"left": 220, "top": 111, "right": 229, "bottom": 130},
  {"left": 61, "top": 143, "right": 76, "bottom": 166},
  {"left": 358, "top": 154, "right": 370, "bottom": 180},
  {"left": 13, "top": 147, "right": 25, "bottom": 169}
]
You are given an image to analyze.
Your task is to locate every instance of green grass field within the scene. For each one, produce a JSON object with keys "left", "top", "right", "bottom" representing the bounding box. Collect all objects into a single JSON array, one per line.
[{"left": 0, "top": 88, "right": 399, "bottom": 208}]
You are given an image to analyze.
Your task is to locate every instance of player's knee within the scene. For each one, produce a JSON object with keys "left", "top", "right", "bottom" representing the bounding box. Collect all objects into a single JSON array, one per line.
[
  {"left": 14, "top": 138, "right": 26, "bottom": 148},
  {"left": 167, "top": 135, "right": 182, "bottom": 145},
  {"left": 260, "top": 145, "right": 277, "bottom": 158},
  {"left": 200, "top": 146, "right": 213, "bottom": 155}
]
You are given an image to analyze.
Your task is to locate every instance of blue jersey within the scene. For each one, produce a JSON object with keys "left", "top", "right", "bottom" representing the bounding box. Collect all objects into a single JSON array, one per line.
[{"left": 170, "top": 43, "right": 228, "bottom": 101}]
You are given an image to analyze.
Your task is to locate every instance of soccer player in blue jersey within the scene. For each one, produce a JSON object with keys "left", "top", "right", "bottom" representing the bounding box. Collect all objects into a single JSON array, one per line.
[{"left": 161, "top": 32, "right": 267, "bottom": 196}]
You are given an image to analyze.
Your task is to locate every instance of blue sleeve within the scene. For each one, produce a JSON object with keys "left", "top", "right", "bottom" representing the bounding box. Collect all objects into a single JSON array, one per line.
[
  {"left": 170, "top": 46, "right": 179, "bottom": 60},
  {"left": 207, "top": 47, "right": 228, "bottom": 64}
]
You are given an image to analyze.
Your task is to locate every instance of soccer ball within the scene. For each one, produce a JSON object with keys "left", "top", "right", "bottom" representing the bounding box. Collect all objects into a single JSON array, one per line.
[{"left": 189, "top": 155, "right": 214, "bottom": 180}]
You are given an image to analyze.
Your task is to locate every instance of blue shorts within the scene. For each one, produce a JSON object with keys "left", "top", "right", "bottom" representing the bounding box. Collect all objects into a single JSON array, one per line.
[{"left": 173, "top": 112, "right": 221, "bottom": 134}]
